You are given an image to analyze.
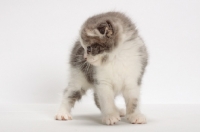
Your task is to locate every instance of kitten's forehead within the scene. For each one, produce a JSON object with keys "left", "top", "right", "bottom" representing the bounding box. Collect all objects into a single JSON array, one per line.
[
  {"left": 80, "top": 21, "right": 100, "bottom": 40},
  {"left": 81, "top": 32, "right": 106, "bottom": 46},
  {"left": 85, "top": 29, "right": 102, "bottom": 37}
]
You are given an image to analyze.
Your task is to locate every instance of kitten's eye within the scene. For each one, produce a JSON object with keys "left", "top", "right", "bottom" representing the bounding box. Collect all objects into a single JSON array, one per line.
[{"left": 87, "top": 46, "right": 91, "bottom": 53}]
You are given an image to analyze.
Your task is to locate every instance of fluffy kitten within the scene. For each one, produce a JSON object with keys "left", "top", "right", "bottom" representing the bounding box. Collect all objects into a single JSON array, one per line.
[{"left": 55, "top": 12, "right": 148, "bottom": 125}]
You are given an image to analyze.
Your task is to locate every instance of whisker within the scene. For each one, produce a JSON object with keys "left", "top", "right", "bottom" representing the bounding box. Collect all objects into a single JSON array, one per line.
[
  {"left": 86, "top": 63, "right": 89, "bottom": 74},
  {"left": 87, "top": 63, "right": 91, "bottom": 74},
  {"left": 80, "top": 61, "right": 87, "bottom": 70}
]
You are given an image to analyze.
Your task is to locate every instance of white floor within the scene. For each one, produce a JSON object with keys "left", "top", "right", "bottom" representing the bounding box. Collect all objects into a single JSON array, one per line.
[{"left": 0, "top": 104, "right": 200, "bottom": 132}]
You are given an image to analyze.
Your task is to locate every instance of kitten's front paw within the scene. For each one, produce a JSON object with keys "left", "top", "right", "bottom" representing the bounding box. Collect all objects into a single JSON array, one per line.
[
  {"left": 126, "top": 113, "right": 146, "bottom": 124},
  {"left": 55, "top": 112, "right": 73, "bottom": 120},
  {"left": 102, "top": 113, "right": 121, "bottom": 125}
]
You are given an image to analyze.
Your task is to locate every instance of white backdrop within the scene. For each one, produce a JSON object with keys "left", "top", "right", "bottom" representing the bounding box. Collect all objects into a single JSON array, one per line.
[{"left": 0, "top": 0, "right": 200, "bottom": 104}]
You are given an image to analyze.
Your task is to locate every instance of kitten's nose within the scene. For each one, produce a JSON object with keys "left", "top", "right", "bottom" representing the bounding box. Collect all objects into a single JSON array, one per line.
[{"left": 84, "top": 53, "right": 87, "bottom": 60}]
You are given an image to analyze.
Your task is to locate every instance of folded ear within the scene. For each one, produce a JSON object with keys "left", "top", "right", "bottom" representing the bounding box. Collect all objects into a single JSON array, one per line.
[{"left": 97, "top": 21, "right": 113, "bottom": 38}]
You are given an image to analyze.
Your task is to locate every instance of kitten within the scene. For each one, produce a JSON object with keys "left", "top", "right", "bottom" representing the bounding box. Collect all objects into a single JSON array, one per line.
[{"left": 55, "top": 12, "right": 148, "bottom": 125}]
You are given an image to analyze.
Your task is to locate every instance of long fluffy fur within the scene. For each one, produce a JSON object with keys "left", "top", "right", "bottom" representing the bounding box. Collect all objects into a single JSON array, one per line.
[{"left": 55, "top": 12, "right": 148, "bottom": 125}]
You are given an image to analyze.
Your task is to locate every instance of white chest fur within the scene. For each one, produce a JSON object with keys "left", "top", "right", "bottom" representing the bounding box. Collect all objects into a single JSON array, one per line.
[{"left": 96, "top": 37, "right": 143, "bottom": 95}]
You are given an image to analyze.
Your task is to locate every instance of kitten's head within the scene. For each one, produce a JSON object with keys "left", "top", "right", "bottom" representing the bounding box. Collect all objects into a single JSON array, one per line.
[{"left": 80, "top": 17, "right": 119, "bottom": 66}]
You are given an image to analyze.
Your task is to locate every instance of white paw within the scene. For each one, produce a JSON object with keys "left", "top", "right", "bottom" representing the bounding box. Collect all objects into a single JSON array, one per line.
[
  {"left": 55, "top": 112, "right": 73, "bottom": 120},
  {"left": 118, "top": 108, "right": 126, "bottom": 117},
  {"left": 126, "top": 113, "right": 146, "bottom": 124},
  {"left": 102, "top": 113, "right": 121, "bottom": 125}
]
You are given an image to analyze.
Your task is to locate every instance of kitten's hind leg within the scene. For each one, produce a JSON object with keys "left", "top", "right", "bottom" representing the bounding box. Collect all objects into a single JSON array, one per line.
[{"left": 55, "top": 84, "right": 87, "bottom": 121}]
